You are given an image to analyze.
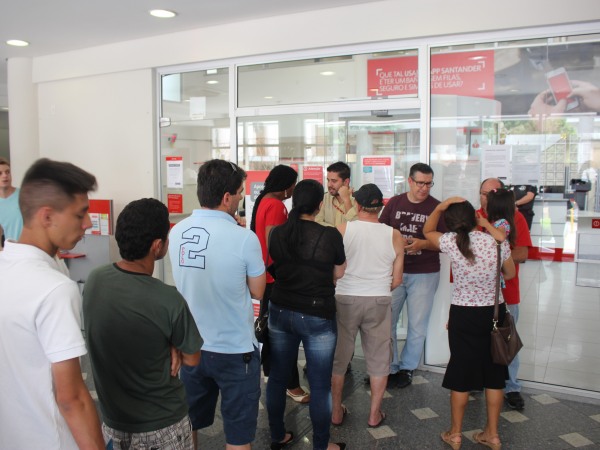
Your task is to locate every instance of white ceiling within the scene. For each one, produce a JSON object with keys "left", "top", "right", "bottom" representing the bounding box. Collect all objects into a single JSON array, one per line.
[{"left": 0, "top": 0, "right": 381, "bottom": 107}]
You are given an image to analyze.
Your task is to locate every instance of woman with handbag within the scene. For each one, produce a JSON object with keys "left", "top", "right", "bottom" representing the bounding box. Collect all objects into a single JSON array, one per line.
[
  {"left": 250, "top": 164, "right": 310, "bottom": 403},
  {"left": 266, "top": 179, "right": 347, "bottom": 450},
  {"left": 424, "top": 198, "right": 515, "bottom": 450}
]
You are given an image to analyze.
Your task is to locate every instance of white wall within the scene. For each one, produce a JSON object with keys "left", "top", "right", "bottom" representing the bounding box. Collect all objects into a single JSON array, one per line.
[{"left": 37, "top": 70, "right": 155, "bottom": 214}]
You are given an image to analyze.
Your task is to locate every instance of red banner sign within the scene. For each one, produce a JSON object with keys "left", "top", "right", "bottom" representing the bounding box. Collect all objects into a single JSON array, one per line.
[{"left": 367, "top": 50, "right": 495, "bottom": 99}]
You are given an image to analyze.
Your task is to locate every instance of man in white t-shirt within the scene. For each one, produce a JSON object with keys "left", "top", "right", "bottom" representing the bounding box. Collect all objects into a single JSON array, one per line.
[
  {"left": 331, "top": 184, "right": 404, "bottom": 428},
  {"left": 0, "top": 158, "right": 105, "bottom": 450}
]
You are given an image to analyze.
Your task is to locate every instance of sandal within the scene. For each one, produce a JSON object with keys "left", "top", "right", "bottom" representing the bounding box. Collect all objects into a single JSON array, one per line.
[
  {"left": 473, "top": 431, "right": 501, "bottom": 449},
  {"left": 286, "top": 388, "right": 310, "bottom": 403},
  {"left": 440, "top": 431, "right": 462, "bottom": 449}
]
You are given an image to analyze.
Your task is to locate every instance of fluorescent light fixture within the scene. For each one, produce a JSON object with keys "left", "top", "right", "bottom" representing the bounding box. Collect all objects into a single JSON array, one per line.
[
  {"left": 206, "top": 69, "right": 218, "bottom": 75},
  {"left": 264, "top": 96, "right": 273, "bottom": 99},
  {"left": 206, "top": 80, "right": 219, "bottom": 85},
  {"left": 149, "top": 9, "right": 177, "bottom": 18},
  {"left": 6, "top": 39, "right": 29, "bottom": 47},
  {"left": 1, "top": 107, "right": 8, "bottom": 110},
  {"left": 320, "top": 71, "right": 335, "bottom": 76}
]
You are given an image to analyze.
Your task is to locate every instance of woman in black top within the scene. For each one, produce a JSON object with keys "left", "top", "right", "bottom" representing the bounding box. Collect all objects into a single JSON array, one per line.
[{"left": 266, "top": 179, "right": 347, "bottom": 450}]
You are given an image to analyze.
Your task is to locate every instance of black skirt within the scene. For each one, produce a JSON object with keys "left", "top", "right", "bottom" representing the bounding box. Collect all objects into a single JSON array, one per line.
[{"left": 442, "top": 303, "right": 509, "bottom": 392}]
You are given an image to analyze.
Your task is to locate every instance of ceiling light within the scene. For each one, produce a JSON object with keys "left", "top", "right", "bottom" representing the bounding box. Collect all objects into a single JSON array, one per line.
[
  {"left": 6, "top": 39, "right": 29, "bottom": 47},
  {"left": 206, "top": 69, "right": 218, "bottom": 75},
  {"left": 206, "top": 80, "right": 219, "bottom": 85},
  {"left": 1, "top": 107, "right": 8, "bottom": 111},
  {"left": 320, "top": 71, "right": 335, "bottom": 76},
  {"left": 264, "top": 96, "right": 273, "bottom": 99},
  {"left": 149, "top": 9, "right": 177, "bottom": 18}
]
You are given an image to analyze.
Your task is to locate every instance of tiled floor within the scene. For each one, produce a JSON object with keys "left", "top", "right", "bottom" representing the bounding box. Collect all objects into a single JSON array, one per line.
[{"left": 82, "top": 353, "right": 600, "bottom": 449}]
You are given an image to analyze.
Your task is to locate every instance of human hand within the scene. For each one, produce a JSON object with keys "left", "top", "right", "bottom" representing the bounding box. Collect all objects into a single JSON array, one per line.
[
  {"left": 440, "top": 196, "right": 466, "bottom": 210},
  {"left": 475, "top": 211, "right": 491, "bottom": 229},
  {"left": 570, "top": 80, "right": 600, "bottom": 112},
  {"left": 405, "top": 237, "right": 424, "bottom": 254},
  {"left": 338, "top": 185, "right": 352, "bottom": 202},
  {"left": 528, "top": 90, "right": 567, "bottom": 116},
  {"left": 235, "top": 214, "right": 247, "bottom": 227},
  {"left": 170, "top": 346, "right": 182, "bottom": 376}
]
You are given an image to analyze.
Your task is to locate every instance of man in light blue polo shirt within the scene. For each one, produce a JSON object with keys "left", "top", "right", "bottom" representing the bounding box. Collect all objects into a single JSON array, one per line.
[{"left": 169, "top": 159, "right": 266, "bottom": 450}]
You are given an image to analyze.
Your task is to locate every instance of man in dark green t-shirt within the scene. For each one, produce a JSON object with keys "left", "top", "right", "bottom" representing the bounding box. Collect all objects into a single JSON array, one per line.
[{"left": 83, "top": 198, "right": 202, "bottom": 449}]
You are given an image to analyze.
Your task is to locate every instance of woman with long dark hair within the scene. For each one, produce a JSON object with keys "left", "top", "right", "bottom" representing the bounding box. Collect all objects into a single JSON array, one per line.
[
  {"left": 266, "top": 179, "right": 347, "bottom": 450},
  {"left": 250, "top": 165, "right": 309, "bottom": 402},
  {"left": 424, "top": 198, "right": 515, "bottom": 450}
]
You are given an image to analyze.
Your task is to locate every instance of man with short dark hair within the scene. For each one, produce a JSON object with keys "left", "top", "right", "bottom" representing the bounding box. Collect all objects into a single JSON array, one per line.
[
  {"left": 0, "top": 157, "right": 23, "bottom": 247},
  {"left": 316, "top": 161, "right": 358, "bottom": 226},
  {"left": 379, "top": 162, "right": 445, "bottom": 388},
  {"left": 0, "top": 158, "right": 105, "bottom": 449},
  {"left": 170, "top": 159, "right": 266, "bottom": 450},
  {"left": 478, "top": 177, "right": 531, "bottom": 411},
  {"left": 83, "top": 198, "right": 202, "bottom": 449}
]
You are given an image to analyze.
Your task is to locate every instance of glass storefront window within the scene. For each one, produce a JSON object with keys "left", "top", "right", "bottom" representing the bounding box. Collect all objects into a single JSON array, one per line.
[
  {"left": 237, "top": 49, "right": 418, "bottom": 107},
  {"left": 159, "top": 68, "right": 231, "bottom": 285},
  {"left": 237, "top": 110, "right": 420, "bottom": 195},
  {"left": 427, "top": 34, "right": 600, "bottom": 392}
]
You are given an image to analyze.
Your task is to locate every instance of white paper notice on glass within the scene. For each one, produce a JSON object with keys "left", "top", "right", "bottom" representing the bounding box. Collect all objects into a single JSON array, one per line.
[
  {"left": 166, "top": 156, "right": 184, "bottom": 189},
  {"left": 481, "top": 145, "right": 510, "bottom": 183},
  {"left": 511, "top": 145, "right": 541, "bottom": 185},
  {"left": 361, "top": 155, "right": 394, "bottom": 200}
]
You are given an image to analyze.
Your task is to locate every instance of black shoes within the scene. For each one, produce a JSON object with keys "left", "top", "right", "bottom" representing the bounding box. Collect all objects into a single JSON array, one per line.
[
  {"left": 505, "top": 392, "right": 525, "bottom": 410},
  {"left": 394, "top": 370, "right": 413, "bottom": 388}
]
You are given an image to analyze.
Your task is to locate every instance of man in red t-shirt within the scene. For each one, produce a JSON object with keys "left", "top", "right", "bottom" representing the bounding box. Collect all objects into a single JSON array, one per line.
[{"left": 478, "top": 178, "right": 532, "bottom": 411}]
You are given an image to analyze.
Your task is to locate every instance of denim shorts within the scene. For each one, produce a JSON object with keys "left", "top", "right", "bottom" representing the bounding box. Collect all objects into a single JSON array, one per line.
[{"left": 180, "top": 347, "right": 261, "bottom": 446}]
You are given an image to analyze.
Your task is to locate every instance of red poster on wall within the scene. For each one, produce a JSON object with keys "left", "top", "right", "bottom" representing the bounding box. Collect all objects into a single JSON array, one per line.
[
  {"left": 167, "top": 194, "right": 183, "bottom": 214},
  {"left": 367, "top": 50, "right": 495, "bottom": 99},
  {"left": 303, "top": 166, "right": 324, "bottom": 184}
]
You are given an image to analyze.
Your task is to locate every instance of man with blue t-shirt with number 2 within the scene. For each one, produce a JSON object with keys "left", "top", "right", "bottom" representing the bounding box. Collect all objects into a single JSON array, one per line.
[{"left": 170, "top": 159, "right": 266, "bottom": 450}]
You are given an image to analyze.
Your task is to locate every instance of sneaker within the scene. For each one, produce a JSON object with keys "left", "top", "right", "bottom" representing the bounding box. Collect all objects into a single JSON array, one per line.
[
  {"left": 505, "top": 392, "right": 525, "bottom": 410},
  {"left": 395, "top": 370, "right": 413, "bottom": 388}
]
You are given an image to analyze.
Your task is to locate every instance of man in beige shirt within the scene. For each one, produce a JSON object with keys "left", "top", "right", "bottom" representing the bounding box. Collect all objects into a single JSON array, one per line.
[{"left": 315, "top": 161, "right": 358, "bottom": 227}]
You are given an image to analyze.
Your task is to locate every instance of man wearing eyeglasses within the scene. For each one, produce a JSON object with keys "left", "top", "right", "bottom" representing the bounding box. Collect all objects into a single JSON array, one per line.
[
  {"left": 477, "top": 178, "right": 531, "bottom": 412},
  {"left": 169, "top": 159, "right": 266, "bottom": 450},
  {"left": 379, "top": 163, "right": 445, "bottom": 389}
]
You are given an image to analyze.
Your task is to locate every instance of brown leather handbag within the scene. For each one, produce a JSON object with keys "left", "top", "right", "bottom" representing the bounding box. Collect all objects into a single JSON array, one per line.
[{"left": 490, "top": 241, "right": 523, "bottom": 366}]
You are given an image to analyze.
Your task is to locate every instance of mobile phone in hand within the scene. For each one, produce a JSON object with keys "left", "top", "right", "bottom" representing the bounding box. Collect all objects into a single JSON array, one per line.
[{"left": 546, "top": 67, "right": 579, "bottom": 111}]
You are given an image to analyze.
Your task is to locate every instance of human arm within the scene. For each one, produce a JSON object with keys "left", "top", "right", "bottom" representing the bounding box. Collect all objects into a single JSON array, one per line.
[
  {"left": 511, "top": 211, "right": 531, "bottom": 264},
  {"left": 247, "top": 272, "right": 266, "bottom": 301},
  {"left": 476, "top": 214, "right": 506, "bottom": 242},
  {"left": 391, "top": 229, "right": 404, "bottom": 290},
  {"left": 334, "top": 261, "right": 347, "bottom": 281},
  {"left": 502, "top": 255, "right": 516, "bottom": 281},
  {"left": 51, "top": 358, "right": 105, "bottom": 450},
  {"left": 315, "top": 195, "right": 332, "bottom": 226},
  {"left": 337, "top": 186, "right": 357, "bottom": 222},
  {"left": 511, "top": 246, "right": 528, "bottom": 264},
  {"left": 423, "top": 197, "right": 465, "bottom": 249},
  {"left": 515, "top": 191, "right": 535, "bottom": 207}
]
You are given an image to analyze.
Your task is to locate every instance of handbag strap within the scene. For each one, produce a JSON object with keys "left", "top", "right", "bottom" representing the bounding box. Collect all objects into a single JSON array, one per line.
[{"left": 493, "top": 239, "right": 501, "bottom": 327}]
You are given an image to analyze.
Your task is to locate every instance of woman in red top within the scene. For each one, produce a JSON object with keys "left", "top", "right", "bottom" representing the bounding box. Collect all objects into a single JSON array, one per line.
[{"left": 250, "top": 165, "right": 309, "bottom": 403}]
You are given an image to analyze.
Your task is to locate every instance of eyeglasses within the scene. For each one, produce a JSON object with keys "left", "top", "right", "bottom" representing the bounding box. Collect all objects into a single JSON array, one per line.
[
  {"left": 411, "top": 177, "right": 434, "bottom": 188},
  {"left": 228, "top": 161, "right": 238, "bottom": 173}
]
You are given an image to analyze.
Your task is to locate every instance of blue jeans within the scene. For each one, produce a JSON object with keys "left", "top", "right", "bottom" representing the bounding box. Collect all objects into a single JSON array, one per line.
[
  {"left": 266, "top": 305, "right": 337, "bottom": 450},
  {"left": 505, "top": 304, "right": 521, "bottom": 393},
  {"left": 390, "top": 272, "right": 440, "bottom": 373}
]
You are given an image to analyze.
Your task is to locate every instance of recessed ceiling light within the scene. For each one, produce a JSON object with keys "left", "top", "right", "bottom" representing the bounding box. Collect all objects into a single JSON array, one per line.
[
  {"left": 149, "top": 9, "right": 177, "bottom": 18},
  {"left": 1, "top": 107, "right": 8, "bottom": 111},
  {"left": 206, "top": 69, "right": 218, "bottom": 75},
  {"left": 320, "top": 71, "right": 335, "bottom": 76},
  {"left": 206, "top": 80, "right": 219, "bottom": 85},
  {"left": 6, "top": 39, "right": 29, "bottom": 47},
  {"left": 264, "top": 96, "right": 273, "bottom": 99}
]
